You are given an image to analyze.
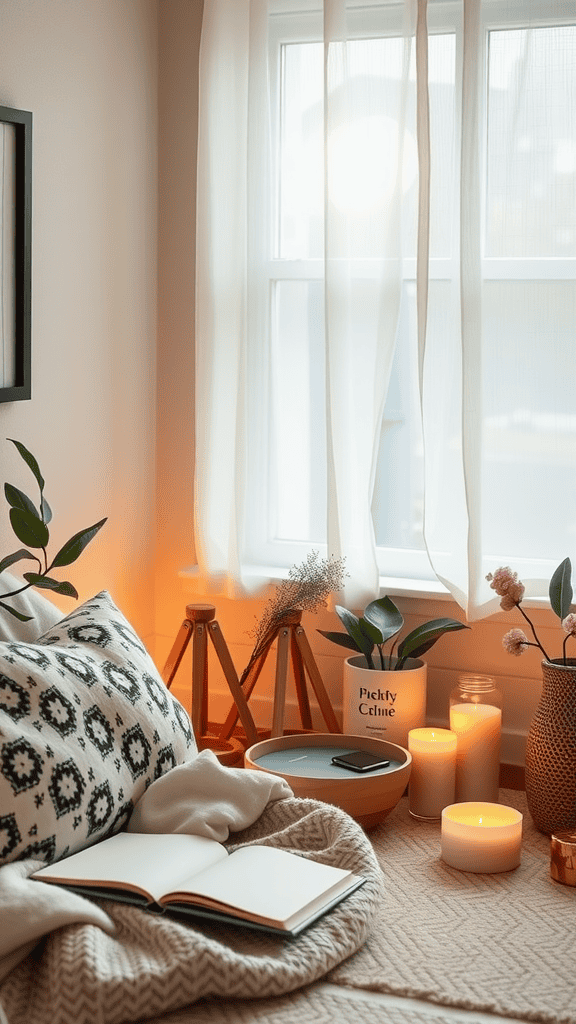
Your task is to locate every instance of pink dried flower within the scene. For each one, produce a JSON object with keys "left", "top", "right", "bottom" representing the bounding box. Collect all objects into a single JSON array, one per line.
[
  {"left": 486, "top": 567, "right": 525, "bottom": 609},
  {"left": 502, "top": 629, "right": 530, "bottom": 656},
  {"left": 562, "top": 613, "right": 576, "bottom": 637}
]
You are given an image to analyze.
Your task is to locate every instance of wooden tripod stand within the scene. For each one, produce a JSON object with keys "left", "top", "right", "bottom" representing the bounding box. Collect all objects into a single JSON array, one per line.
[
  {"left": 218, "top": 609, "right": 341, "bottom": 741},
  {"left": 162, "top": 605, "right": 341, "bottom": 755},
  {"left": 162, "top": 604, "right": 258, "bottom": 761}
]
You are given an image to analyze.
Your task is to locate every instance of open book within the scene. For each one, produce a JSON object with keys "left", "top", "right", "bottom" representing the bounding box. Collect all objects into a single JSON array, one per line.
[{"left": 33, "top": 831, "right": 364, "bottom": 936}]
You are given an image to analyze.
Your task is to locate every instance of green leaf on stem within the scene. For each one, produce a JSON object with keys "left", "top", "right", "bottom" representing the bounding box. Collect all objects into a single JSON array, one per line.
[
  {"left": 549, "top": 557, "right": 573, "bottom": 621},
  {"left": 317, "top": 629, "right": 363, "bottom": 652},
  {"left": 0, "top": 600, "right": 33, "bottom": 622},
  {"left": 0, "top": 548, "right": 36, "bottom": 574},
  {"left": 23, "top": 573, "right": 78, "bottom": 598},
  {"left": 397, "top": 618, "right": 469, "bottom": 665},
  {"left": 363, "top": 596, "right": 404, "bottom": 645},
  {"left": 51, "top": 518, "right": 107, "bottom": 568},
  {"left": 359, "top": 615, "right": 385, "bottom": 645},
  {"left": 4, "top": 483, "right": 40, "bottom": 519},
  {"left": 9, "top": 508, "right": 50, "bottom": 549},
  {"left": 8, "top": 439, "right": 45, "bottom": 493},
  {"left": 335, "top": 605, "right": 375, "bottom": 666},
  {"left": 41, "top": 495, "right": 53, "bottom": 524}
]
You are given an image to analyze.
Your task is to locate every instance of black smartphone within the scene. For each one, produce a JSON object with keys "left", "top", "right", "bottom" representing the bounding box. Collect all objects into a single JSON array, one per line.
[{"left": 331, "top": 750, "right": 391, "bottom": 773}]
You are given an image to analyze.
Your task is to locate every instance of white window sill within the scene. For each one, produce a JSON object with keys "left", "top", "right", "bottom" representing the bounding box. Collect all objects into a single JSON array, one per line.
[{"left": 179, "top": 564, "right": 557, "bottom": 623}]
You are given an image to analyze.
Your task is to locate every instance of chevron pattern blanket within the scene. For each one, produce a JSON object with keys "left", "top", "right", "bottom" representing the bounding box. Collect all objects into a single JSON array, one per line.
[{"left": 0, "top": 795, "right": 383, "bottom": 1024}]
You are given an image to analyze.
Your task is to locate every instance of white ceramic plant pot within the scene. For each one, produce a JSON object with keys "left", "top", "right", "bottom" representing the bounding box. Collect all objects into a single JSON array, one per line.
[{"left": 342, "top": 655, "right": 427, "bottom": 748}]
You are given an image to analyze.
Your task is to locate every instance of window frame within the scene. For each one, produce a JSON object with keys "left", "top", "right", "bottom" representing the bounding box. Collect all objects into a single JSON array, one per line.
[{"left": 243, "top": 0, "right": 576, "bottom": 589}]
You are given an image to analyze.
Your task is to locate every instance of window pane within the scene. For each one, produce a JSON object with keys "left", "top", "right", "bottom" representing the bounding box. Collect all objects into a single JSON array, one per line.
[
  {"left": 482, "top": 279, "right": 576, "bottom": 559},
  {"left": 270, "top": 279, "right": 327, "bottom": 543},
  {"left": 279, "top": 34, "right": 455, "bottom": 259},
  {"left": 372, "top": 281, "right": 426, "bottom": 552},
  {"left": 487, "top": 26, "right": 576, "bottom": 257}
]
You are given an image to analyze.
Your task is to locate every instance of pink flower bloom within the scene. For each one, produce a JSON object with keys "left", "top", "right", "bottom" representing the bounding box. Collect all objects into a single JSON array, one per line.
[
  {"left": 502, "top": 628, "right": 530, "bottom": 656},
  {"left": 486, "top": 567, "right": 525, "bottom": 608},
  {"left": 562, "top": 613, "right": 576, "bottom": 637}
]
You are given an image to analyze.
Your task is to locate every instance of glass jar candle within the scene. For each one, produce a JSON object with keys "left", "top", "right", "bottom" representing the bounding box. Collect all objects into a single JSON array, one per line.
[{"left": 449, "top": 675, "right": 502, "bottom": 803}]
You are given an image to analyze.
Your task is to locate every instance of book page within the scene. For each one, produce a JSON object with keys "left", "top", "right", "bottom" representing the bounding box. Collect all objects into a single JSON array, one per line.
[
  {"left": 33, "top": 832, "right": 228, "bottom": 904},
  {"left": 165, "top": 845, "right": 356, "bottom": 925}
]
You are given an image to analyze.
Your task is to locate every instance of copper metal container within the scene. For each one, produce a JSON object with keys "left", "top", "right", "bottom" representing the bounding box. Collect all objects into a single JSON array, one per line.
[{"left": 550, "top": 831, "right": 576, "bottom": 886}]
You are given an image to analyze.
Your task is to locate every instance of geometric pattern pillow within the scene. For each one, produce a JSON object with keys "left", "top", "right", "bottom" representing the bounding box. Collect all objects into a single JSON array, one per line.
[{"left": 0, "top": 591, "right": 197, "bottom": 866}]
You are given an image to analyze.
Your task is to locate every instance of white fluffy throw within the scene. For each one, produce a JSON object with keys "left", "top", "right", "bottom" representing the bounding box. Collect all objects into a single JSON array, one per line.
[{"left": 0, "top": 751, "right": 383, "bottom": 1024}]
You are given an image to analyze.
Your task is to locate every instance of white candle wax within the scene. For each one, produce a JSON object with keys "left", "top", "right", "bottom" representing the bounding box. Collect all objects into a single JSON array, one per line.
[
  {"left": 441, "top": 802, "right": 522, "bottom": 873},
  {"left": 449, "top": 703, "right": 502, "bottom": 802},
  {"left": 408, "top": 728, "right": 457, "bottom": 820}
]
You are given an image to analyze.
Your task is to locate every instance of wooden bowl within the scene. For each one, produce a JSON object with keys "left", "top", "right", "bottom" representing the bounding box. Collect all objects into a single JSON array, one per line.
[{"left": 244, "top": 733, "right": 411, "bottom": 829}]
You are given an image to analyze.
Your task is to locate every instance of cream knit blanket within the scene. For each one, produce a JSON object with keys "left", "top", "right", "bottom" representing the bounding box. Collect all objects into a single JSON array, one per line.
[{"left": 0, "top": 754, "right": 382, "bottom": 1024}]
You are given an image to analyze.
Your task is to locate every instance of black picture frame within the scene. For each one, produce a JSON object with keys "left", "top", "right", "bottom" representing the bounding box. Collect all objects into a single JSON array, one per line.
[{"left": 0, "top": 104, "right": 32, "bottom": 404}]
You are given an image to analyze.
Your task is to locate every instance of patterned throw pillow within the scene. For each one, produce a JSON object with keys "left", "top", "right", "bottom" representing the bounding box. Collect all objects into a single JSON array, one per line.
[{"left": 0, "top": 591, "right": 197, "bottom": 865}]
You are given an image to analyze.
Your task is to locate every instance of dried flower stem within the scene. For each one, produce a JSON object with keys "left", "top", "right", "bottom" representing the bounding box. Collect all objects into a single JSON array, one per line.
[
  {"left": 240, "top": 552, "right": 348, "bottom": 687},
  {"left": 516, "top": 602, "right": 551, "bottom": 662}
]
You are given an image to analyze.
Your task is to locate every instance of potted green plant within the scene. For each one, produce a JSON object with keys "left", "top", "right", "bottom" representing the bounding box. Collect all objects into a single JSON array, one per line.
[{"left": 319, "top": 596, "right": 468, "bottom": 747}]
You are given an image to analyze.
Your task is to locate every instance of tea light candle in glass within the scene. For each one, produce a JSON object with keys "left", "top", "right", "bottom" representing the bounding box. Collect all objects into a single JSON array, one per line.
[
  {"left": 408, "top": 728, "right": 457, "bottom": 821},
  {"left": 449, "top": 675, "right": 502, "bottom": 802}
]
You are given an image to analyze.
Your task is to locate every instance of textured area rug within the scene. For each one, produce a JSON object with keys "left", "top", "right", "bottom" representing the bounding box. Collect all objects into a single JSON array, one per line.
[
  {"left": 145, "top": 981, "right": 521, "bottom": 1024},
  {"left": 0, "top": 798, "right": 382, "bottom": 1024},
  {"left": 328, "top": 789, "right": 576, "bottom": 1024}
]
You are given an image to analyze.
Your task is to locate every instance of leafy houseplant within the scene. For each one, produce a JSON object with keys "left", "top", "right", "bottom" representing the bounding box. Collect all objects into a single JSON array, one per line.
[
  {"left": 487, "top": 559, "right": 576, "bottom": 835},
  {"left": 0, "top": 439, "right": 107, "bottom": 622},
  {"left": 319, "top": 596, "right": 468, "bottom": 748},
  {"left": 318, "top": 596, "right": 469, "bottom": 670}
]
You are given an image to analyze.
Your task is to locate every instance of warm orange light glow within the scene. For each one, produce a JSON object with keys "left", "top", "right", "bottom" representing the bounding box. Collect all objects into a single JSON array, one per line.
[
  {"left": 443, "top": 803, "right": 520, "bottom": 830},
  {"left": 408, "top": 728, "right": 457, "bottom": 753}
]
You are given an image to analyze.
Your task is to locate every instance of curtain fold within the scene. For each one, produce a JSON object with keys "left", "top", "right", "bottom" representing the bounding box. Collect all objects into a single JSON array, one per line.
[
  {"left": 196, "top": 0, "right": 423, "bottom": 605},
  {"left": 323, "top": 1, "right": 417, "bottom": 607}
]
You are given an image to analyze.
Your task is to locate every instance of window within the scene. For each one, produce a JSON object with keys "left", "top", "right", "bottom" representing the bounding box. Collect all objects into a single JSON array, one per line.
[{"left": 245, "top": 0, "right": 576, "bottom": 587}]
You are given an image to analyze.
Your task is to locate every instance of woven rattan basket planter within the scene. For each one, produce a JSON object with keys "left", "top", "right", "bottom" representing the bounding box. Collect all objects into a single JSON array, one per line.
[{"left": 525, "top": 659, "right": 576, "bottom": 836}]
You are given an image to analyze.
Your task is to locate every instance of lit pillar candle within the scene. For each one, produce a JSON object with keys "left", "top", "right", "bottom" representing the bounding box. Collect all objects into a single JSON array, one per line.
[
  {"left": 441, "top": 802, "right": 522, "bottom": 872},
  {"left": 449, "top": 703, "right": 502, "bottom": 802},
  {"left": 408, "top": 728, "right": 457, "bottom": 820}
]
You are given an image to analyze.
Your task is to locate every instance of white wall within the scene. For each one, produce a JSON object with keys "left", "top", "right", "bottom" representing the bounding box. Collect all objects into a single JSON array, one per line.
[
  {"left": 156, "top": 0, "right": 200, "bottom": 656},
  {"left": 0, "top": 0, "right": 158, "bottom": 642}
]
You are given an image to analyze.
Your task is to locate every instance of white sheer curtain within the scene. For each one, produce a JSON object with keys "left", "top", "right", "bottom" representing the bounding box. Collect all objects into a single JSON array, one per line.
[
  {"left": 195, "top": 0, "right": 425, "bottom": 604},
  {"left": 195, "top": 0, "right": 576, "bottom": 617}
]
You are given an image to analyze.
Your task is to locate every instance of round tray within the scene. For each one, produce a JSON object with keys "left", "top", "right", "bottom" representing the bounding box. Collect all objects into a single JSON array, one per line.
[{"left": 245, "top": 733, "right": 411, "bottom": 829}]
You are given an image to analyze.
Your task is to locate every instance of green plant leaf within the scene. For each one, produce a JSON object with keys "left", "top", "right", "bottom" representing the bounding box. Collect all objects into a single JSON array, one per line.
[
  {"left": 335, "top": 605, "right": 375, "bottom": 666},
  {"left": 9, "top": 507, "right": 50, "bottom": 549},
  {"left": 0, "top": 548, "right": 36, "bottom": 574},
  {"left": 23, "top": 573, "right": 78, "bottom": 598},
  {"left": 549, "top": 557, "right": 573, "bottom": 621},
  {"left": 359, "top": 616, "right": 384, "bottom": 645},
  {"left": 41, "top": 495, "right": 53, "bottom": 524},
  {"left": 0, "top": 600, "right": 32, "bottom": 622},
  {"left": 4, "top": 483, "right": 40, "bottom": 519},
  {"left": 8, "top": 439, "right": 45, "bottom": 493},
  {"left": 51, "top": 517, "right": 107, "bottom": 568},
  {"left": 317, "top": 629, "right": 363, "bottom": 652},
  {"left": 397, "top": 618, "right": 469, "bottom": 662},
  {"left": 363, "top": 596, "right": 404, "bottom": 645}
]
